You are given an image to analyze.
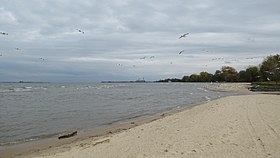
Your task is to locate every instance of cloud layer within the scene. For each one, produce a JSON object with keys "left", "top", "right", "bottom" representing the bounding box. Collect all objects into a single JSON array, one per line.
[{"left": 0, "top": 0, "right": 279, "bottom": 82}]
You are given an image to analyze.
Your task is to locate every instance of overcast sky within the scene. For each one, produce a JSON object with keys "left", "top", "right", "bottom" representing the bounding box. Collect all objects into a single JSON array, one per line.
[{"left": 0, "top": 0, "right": 279, "bottom": 82}]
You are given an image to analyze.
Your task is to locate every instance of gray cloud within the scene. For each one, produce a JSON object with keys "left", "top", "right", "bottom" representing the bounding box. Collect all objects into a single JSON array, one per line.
[{"left": 0, "top": 0, "right": 280, "bottom": 82}]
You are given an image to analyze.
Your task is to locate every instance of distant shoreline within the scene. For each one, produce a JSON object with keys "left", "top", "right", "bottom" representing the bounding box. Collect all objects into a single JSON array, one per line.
[{"left": 0, "top": 81, "right": 50, "bottom": 83}]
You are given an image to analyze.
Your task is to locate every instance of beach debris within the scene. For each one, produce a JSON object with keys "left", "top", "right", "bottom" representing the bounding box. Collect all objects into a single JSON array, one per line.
[
  {"left": 191, "top": 149, "right": 197, "bottom": 153},
  {"left": 179, "top": 49, "right": 184, "bottom": 54},
  {"left": 76, "top": 29, "right": 85, "bottom": 34},
  {"left": 179, "top": 33, "right": 189, "bottom": 39},
  {"left": 92, "top": 139, "right": 110, "bottom": 147},
  {"left": 58, "top": 131, "right": 77, "bottom": 139},
  {"left": 0, "top": 31, "right": 8, "bottom": 35}
]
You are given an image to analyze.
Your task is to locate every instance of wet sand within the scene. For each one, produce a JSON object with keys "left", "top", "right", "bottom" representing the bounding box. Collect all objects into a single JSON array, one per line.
[{"left": 11, "top": 92, "right": 280, "bottom": 158}]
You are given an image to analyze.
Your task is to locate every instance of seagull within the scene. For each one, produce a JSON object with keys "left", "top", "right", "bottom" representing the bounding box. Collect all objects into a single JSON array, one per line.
[
  {"left": 140, "top": 56, "right": 147, "bottom": 59},
  {"left": 39, "top": 57, "right": 45, "bottom": 61},
  {"left": 76, "top": 29, "right": 85, "bottom": 34},
  {"left": 264, "top": 71, "right": 274, "bottom": 75},
  {"left": 179, "top": 50, "right": 184, "bottom": 54},
  {"left": 15, "top": 48, "right": 21, "bottom": 51},
  {"left": 179, "top": 33, "right": 189, "bottom": 39},
  {"left": 150, "top": 56, "right": 155, "bottom": 59},
  {"left": 0, "top": 32, "right": 8, "bottom": 35}
]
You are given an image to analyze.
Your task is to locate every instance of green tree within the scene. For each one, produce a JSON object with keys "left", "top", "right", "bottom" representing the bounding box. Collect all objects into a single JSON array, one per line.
[
  {"left": 238, "top": 70, "right": 247, "bottom": 82},
  {"left": 189, "top": 74, "right": 200, "bottom": 82},
  {"left": 200, "top": 72, "right": 210, "bottom": 82},
  {"left": 260, "top": 54, "right": 280, "bottom": 84},
  {"left": 213, "top": 70, "right": 223, "bottom": 82},
  {"left": 245, "top": 66, "right": 261, "bottom": 82},
  {"left": 182, "top": 76, "right": 189, "bottom": 82},
  {"left": 221, "top": 66, "right": 238, "bottom": 82}
]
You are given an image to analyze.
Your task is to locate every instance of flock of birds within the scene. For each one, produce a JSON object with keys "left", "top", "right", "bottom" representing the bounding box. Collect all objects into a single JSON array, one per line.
[
  {"left": 1, "top": 31, "right": 8, "bottom": 35},
  {"left": 0, "top": 29, "right": 85, "bottom": 61},
  {"left": 135, "top": 32, "right": 189, "bottom": 65},
  {"left": 1, "top": 29, "right": 272, "bottom": 74},
  {"left": 178, "top": 33, "right": 189, "bottom": 55}
]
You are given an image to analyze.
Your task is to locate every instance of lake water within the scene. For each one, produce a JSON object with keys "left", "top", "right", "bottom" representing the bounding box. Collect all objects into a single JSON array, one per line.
[{"left": 0, "top": 82, "right": 236, "bottom": 146}]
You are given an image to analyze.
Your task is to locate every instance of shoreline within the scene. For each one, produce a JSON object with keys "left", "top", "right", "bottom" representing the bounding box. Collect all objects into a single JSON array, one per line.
[
  {"left": 17, "top": 93, "right": 280, "bottom": 158},
  {"left": 0, "top": 95, "right": 218, "bottom": 158},
  {"left": 11, "top": 94, "right": 280, "bottom": 158},
  {"left": 0, "top": 83, "right": 252, "bottom": 158}
]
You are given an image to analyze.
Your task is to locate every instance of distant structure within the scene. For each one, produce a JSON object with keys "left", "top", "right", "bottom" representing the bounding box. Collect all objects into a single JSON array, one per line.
[
  {"left": 179, "top": 33, "right": 189, "bottom": 39},
  {"left": 136, "top": 77, "right": 145, "bottom": 82},
  {"left": 101, "top": 77, "right": 146, "bottom": 83}
]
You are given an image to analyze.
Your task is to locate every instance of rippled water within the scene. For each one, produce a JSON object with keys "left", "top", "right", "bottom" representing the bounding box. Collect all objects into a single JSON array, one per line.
[{"left": 0, "top": 83, "right": 235, "bottom": 145}]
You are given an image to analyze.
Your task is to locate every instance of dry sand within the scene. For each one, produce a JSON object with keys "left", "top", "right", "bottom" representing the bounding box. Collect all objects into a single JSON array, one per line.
[{"left": 16, "top": 94, "right": 280, "bottom": 158}]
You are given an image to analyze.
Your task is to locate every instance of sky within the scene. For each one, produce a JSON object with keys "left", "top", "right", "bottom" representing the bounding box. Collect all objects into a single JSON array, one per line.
[{"left": 0, "top": 0, "right": 280, "bottom": 82}]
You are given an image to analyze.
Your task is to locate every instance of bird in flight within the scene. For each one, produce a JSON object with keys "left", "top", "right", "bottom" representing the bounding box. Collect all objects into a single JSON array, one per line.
[
  {"left": 140, "top": 56, "right": 147, "bottom": 59},
  {"left": 179, "top": 33, "right": 189, "bottom": 39},
  {"left": 179, "top": 50, "right": 184, "bottom": 54},
  {"left": 15, "top": 48, "right": 21, "bottom": 51},
  {"left": 0, "top": 32, "right": 8, "bottom": 35},
  {"left": 76, "top": 29, "right": 85, "bottom": 34},
  {"left": 150, "top": 56, "right": 155, "bottom": 59}
]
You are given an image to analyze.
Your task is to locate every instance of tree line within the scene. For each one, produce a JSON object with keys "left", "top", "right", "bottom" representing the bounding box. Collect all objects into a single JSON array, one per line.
[{"left": 158, "top": 54, "right": 280, "bottom": 84}]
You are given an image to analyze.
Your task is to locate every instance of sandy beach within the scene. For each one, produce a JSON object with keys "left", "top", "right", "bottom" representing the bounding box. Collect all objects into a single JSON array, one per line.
[{"left": 10, "top": 92, "right": 279, "bottom": 158}]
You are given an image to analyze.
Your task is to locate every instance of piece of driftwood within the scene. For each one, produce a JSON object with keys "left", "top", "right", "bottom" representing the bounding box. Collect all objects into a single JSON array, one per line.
[{"left": 58, "top": 131, "right": 77, "bottom": 139}]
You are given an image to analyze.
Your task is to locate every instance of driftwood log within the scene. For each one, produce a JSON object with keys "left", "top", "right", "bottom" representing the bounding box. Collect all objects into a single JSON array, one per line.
[{"left": 58, "top": 131, "right": 77, "bottom": 139}]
